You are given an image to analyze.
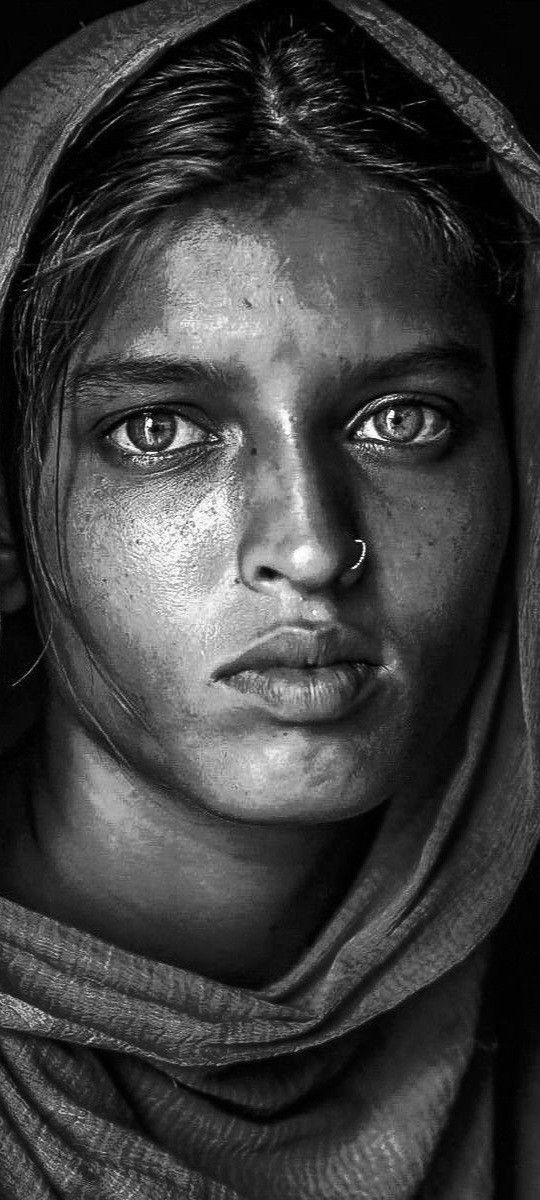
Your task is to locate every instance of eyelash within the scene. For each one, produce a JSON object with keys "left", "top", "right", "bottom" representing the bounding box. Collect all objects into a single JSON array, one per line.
[
  {"left": 347, "top": 395, "right": 456, "bottom": 450},
  {"left": 101, "top": 394, "right": 457, "bottom": 467},
  {"left": 103, "top": 408, "right": 218, "bottom": 462}
]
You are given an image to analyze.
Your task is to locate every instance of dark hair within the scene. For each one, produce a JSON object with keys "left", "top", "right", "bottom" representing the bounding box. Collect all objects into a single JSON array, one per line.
[{"left": 1, "top": 0, "right": 526, "bottom": 727}]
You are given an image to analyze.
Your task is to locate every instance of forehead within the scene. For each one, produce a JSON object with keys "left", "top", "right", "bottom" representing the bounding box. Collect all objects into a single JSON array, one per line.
[{"left": 84, "top": 169, "right": 489, "bottom": 366}]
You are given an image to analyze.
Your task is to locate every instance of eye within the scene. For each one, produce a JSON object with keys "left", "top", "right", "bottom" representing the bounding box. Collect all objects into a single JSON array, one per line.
[
  {"left": 105, "top": 409, "right": 213, "bottom": 457},
  {"left": 349, "top": 399, "right": 452, "bottom": 447}
]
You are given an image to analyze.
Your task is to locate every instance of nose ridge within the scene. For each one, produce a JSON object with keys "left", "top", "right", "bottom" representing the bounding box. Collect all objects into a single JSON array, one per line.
[{"left": 238, "top": 452, "right": 359, "bottom": 596}]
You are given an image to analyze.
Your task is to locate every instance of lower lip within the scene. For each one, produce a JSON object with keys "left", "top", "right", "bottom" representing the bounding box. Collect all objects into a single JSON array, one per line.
[{"left": 218, "top": 662, "right": 377, "bottom": 723}]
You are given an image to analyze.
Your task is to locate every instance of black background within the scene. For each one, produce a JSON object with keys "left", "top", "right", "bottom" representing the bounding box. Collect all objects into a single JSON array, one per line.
[{"left": 1, "top": 1, "right": 539, "bottom": 147}]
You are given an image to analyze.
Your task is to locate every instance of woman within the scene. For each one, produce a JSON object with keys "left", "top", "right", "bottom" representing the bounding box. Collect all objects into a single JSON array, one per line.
[{"left": 0, "top": 0, "right": 538, "bottom": 1196}]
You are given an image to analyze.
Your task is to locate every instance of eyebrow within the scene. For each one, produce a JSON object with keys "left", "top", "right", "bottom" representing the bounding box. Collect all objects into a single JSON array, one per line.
[
  {"left": 71, "top": 340, "right": 488, "bottom": 400},
  {"left": 341, "top": 342, "right": 489, "bottom": 387},
  {"left": 71, "top": 357, "right": 229, "bottom": 398}
]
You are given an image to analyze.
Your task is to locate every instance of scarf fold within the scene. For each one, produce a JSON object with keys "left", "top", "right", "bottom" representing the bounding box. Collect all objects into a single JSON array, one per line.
[{"left": 0, "top": 3, "right": 539, "bottom": 1197}]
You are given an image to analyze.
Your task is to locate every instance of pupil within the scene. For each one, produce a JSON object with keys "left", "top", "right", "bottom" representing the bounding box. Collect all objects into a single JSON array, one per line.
[
  {"left": 385, "top": 407, "right": 421, "bottom": 440},
  {"left": 128, "top": 413, "right": 176, "bottom": 451}
]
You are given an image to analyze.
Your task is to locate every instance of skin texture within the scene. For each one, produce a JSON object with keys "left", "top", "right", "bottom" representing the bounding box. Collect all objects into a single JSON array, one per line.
[{"left": 0, "top": 168, "right": 512, "bottom": 984}]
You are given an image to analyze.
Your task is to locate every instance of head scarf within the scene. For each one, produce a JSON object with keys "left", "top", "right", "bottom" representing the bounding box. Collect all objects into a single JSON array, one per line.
[{"left": 0, "top": 2, "right": 539, "bottom": 1197}]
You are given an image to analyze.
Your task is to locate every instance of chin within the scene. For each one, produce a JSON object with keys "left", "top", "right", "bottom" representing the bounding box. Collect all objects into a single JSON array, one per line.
[{"left": 164, "top": 738, "right": 391, "bottom": 825}]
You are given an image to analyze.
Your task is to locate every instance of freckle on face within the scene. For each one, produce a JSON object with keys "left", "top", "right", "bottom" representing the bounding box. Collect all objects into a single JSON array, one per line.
[{"left": 41, "top": 167, "right": 511, "bottom": 823}]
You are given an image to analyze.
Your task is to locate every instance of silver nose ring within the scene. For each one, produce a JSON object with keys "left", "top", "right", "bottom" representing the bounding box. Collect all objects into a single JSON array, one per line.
[
  {"left": 349, "top": 538, "right": 367, "bottom": 573},
  {"left": 339, "top": 538, "right": 367, "bottom": 587}
]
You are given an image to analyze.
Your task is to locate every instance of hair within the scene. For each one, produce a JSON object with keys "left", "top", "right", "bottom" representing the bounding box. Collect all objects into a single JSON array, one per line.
[{"left": 0, "top": 0, "right": 527, "bottom": 733}]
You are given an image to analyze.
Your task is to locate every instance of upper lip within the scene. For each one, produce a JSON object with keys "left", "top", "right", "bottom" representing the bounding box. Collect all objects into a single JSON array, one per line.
[{"left": 214, "top": 624, "right": 376, "bottom": 678}]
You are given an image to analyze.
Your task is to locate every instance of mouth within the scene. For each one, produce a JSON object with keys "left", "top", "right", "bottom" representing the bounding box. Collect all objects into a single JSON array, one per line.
[{"left": 213, "top": 625, "right": 380, "bottom": 724}]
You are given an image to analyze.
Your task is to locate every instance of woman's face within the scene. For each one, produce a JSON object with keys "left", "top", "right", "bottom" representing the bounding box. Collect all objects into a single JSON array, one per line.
[{"left": 38, "top": 168, "right": 511, "bottom": 822}]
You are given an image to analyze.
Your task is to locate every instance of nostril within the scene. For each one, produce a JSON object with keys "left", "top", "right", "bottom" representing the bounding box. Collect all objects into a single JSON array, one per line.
[{"left": 257, "top": 566, "right": 280, "bottom": 582}]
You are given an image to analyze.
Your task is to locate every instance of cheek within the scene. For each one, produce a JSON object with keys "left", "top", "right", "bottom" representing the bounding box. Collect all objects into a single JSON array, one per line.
[
  {"left": 367, "top": 439, "right": 511, "bottom": 664},
  {"left": 52, "top": 467, "right": 240, "bottom": 666}
]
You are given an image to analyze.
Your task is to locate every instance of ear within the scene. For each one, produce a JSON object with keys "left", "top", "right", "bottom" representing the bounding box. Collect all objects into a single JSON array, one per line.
[{"left": 0, "top": 477, "right": 28, "bottom": 614}]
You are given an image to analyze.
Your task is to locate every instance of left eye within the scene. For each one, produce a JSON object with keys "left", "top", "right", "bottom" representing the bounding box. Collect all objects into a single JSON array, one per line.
[
  {"left": 106, "top": 410, "right": 210, "bottom": 456},
  {"left": 350, "top": 402, "right": 451, "bottom": 446}
]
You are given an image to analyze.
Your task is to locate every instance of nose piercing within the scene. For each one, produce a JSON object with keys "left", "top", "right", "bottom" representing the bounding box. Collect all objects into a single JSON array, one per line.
[
  {"left": 350, "top": 538, "right": 367, "bottom": 572},
  {"left": 339, "top": 537, "right": 367, "bottom": 587}
]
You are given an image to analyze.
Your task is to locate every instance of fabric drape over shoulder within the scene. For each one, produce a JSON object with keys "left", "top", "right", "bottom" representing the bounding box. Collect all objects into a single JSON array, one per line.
[{"left": 0, "top": 2, "right": 539, "bottom": 1197}]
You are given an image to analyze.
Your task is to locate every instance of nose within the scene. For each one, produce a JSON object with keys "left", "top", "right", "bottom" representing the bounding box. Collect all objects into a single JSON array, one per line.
[{"left": 237, "top": 437, "right": 364, "bottom": 597}]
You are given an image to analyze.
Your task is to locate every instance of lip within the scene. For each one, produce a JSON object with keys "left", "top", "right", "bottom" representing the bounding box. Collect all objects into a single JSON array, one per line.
[{"left": 213, "top": 625, "right": 380, "bottom": 724}]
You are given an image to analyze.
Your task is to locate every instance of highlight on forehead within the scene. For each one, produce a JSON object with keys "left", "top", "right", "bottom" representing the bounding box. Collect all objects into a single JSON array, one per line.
[{"left": 88, "top": 169, "right": 492, "bottom": 367}]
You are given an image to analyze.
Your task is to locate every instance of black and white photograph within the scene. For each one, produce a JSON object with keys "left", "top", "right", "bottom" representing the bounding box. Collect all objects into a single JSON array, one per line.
[{"left": 0, "top": 2, "right": 538, "bottom": 1196}]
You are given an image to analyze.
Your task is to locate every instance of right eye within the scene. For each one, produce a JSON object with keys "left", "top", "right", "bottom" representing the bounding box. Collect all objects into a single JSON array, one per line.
[{"left": 106, "top": 409, "right": 213, "bottom": 457}]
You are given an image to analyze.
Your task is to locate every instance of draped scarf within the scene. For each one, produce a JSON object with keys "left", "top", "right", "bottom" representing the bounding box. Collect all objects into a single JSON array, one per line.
[{"left": 0, "top": 2, "right": 539, "bottom": 1196}]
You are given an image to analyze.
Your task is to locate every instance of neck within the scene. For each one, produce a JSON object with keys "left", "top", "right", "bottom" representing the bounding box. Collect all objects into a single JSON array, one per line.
[{"left": 5, "top": 699, "right": 380, "bottom": 988}]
